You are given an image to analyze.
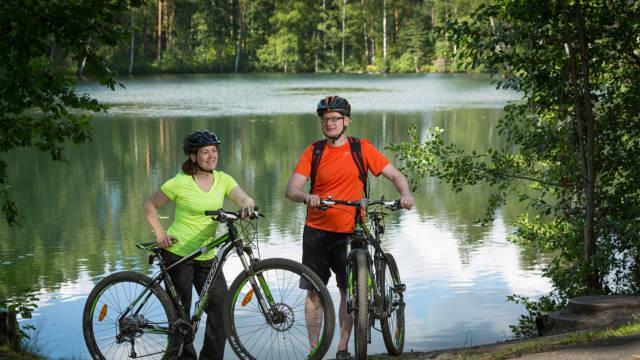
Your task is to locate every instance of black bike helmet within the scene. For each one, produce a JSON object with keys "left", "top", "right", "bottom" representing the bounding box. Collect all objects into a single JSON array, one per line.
[
  {"left": 316, "top": 95, "right": 351, "bottom": 117},
  {"left": 182, "top": 130, "right": 222, "bottom": 155}
]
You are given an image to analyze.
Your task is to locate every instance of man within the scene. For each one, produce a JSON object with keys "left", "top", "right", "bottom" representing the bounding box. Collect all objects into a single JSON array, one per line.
[{"left": 285, "top": 95, "right": 414, "bottom": 360}]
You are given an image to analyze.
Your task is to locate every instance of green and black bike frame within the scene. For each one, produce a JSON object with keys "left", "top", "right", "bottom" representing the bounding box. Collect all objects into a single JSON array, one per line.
[
  {"left": 345, "top": 210, "right": 388, "bottom": 343},
  {"left": 117, "top": 217, "right": 278, "bottom": 342}
]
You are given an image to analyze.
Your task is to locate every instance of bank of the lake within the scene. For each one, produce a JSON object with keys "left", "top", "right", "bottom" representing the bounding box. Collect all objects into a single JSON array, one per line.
[{"left": 370, "top": 322, "right": 640, "bottom": 359}]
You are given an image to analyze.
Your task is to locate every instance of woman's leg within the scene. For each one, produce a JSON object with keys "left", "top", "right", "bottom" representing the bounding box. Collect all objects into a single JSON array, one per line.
[
  {"left": 163, "top": 250, "right": 198, "bottom": 359},
  {"left": 193, "top": 259, "right": 228, "bottom": 360}
]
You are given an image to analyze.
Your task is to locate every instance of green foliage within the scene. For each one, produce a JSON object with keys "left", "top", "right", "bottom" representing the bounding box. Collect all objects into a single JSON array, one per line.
[
  {"left": 506, "top": 294, "right": 560, "bottom": 338},
  {"left": 0, "top": 0, "right": 140, "bottom": 225},
  {"left": 0, "top": 293, "right": 39, "bottom": 345},
  {"left": 390, "top": 0, "right": 640, "bottom": 334}
]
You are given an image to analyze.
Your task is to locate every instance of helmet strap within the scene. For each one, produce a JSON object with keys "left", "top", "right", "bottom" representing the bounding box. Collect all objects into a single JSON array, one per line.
[
  {"left": 327, "top": 125, "right": 347, "bottom": 144},
  {"left": 193, "top": 159, "right": 214, "bottom": 174}
]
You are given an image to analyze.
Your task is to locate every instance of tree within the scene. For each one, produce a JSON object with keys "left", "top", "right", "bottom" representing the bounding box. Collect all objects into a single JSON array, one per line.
[
  {"left": 389, "top": 0, "right": 640, "bottom": 305},
  {"left": 0, "top": 0, "right": 141, "bottom": 225}
]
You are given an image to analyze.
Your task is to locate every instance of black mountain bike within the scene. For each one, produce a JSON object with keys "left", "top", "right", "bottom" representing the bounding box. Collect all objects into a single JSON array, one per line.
[
  {"left": 320, "top": 197, "right": 406, "bottom": 360},
  {"left": 82, "top": 209, "right": 335, "bottom": 360}
]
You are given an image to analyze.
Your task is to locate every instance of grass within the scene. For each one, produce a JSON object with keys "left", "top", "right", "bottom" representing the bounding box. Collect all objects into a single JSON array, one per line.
[{"left": 369, "top": 321, "right": 640, "bottom": 359}]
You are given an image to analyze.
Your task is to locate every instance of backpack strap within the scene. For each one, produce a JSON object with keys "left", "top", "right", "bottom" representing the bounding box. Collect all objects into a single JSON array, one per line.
[
  {"left": 308, "top": 137, "right": 369, "bottom": 198},
  {"left": 348, "top": 136, "right": 369, "bottom": 198},
  {"left": 309, "top": 139, "right": 327, "bottom": 194}
]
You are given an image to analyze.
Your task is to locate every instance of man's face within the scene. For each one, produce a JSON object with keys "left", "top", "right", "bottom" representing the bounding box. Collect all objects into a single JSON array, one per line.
[{"left": 320, "top": 111, "right": 350, "bottom": 138}]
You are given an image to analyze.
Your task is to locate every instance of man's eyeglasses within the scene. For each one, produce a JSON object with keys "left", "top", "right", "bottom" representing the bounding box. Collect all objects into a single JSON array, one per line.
[{"left": 320, "top": 116, "right": 344, "bottom": 124}]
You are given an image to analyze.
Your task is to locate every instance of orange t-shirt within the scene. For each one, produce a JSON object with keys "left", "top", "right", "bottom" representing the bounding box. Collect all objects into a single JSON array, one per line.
[{"left": 294, "top": 139, "right": 390, "bottom": 233}]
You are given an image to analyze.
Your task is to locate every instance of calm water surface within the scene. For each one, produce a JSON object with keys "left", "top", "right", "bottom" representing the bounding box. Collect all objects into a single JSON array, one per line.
[{"left": 0, "top": 74, "right": 551, "bottom": 359}]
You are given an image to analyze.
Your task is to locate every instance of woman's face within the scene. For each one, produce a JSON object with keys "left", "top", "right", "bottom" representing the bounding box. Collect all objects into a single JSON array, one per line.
[{"left": 190, "top": 145, "right": 218, "bottom": 172}]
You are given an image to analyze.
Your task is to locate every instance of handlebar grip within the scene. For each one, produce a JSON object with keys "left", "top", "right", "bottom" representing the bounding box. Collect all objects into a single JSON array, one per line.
[{"left": 204, "top": 210, "right": 221, "bottom": 216}]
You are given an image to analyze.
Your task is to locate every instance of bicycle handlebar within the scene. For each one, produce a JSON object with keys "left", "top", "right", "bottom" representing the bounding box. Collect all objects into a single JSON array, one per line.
[
  {"left": 319, "top": 197, "right": 401, "bottom": 211},
  {"left": 204, "top": 207, "right": 264, "bottom": 222}
]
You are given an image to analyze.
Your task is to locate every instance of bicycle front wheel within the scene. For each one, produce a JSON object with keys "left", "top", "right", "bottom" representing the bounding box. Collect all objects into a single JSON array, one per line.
[
  {"left": 82, "top": 271, "right": 179, "bottom": 360},
  {"left": 224, "top": 258, "right": 336, "bottom": 360},
  {"left": 352, "top": 249, "right": 369, "bottom": 360},
  {"left": 380, "top": 253, "right": 405, "bottom": 355}
]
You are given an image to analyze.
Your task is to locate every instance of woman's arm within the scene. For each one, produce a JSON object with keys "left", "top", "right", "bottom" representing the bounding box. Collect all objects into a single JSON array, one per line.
[
  {"left": 228, "top": 186, "right": 256, "bottom": 218},
  {"left": 143, "top": 190, "right": 176, "bottom": 248}
]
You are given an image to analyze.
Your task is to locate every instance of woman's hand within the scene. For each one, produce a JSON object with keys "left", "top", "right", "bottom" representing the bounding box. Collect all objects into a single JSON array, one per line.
[
  {"left": 156, "top": 232, "right": 177, "bottom": 249},
  {"left": 239, "top": 197, "right": 256, "bottom": 219}
]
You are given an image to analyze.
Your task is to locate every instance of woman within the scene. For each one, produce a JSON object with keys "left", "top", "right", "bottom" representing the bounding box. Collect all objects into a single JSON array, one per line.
[{"left": 144, "top": 129, "right": 255, "bottom": 359}]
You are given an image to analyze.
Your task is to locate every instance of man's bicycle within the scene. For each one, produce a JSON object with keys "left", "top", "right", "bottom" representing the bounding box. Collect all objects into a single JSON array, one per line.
[
  {"left": 320, "top": 197, "right": 406, "bottom": 360},
  {"left": 82, "top": 209, "right": 335, "bottom": 360}
]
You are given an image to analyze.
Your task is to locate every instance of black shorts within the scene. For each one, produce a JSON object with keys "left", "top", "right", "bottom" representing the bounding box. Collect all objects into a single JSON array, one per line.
[{"left": 299, "top": 225, "right": 351, "bottom": 291}]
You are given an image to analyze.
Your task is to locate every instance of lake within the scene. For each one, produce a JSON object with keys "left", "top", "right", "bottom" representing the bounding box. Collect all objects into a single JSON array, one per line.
[{"left": 0, "top": 73, "right": 551, "bottom": 358}]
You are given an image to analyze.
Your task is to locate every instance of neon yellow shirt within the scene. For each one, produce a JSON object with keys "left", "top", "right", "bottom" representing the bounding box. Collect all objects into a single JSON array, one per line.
[{"left": 161, "top": 171, "right": 238, "bottom": 260}]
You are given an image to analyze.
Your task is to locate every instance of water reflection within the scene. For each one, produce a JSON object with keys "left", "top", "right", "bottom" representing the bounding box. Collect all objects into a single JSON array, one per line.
[{"left": 0, "top": 109, "right": 550, "bottom": 358}]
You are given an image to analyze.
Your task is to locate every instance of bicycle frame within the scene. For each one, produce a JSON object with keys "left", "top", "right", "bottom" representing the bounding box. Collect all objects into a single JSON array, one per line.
[
  {"left": 345, "top": 209, "right": 387, "bottom": 323},
  {"left": 120, "top": 215, "right": 278, "bottom": 342}
]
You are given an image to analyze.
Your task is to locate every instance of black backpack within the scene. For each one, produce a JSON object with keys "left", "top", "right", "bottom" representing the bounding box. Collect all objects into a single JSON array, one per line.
[{"left": 309, "top": 136, "right": 369, "bottom": 198}]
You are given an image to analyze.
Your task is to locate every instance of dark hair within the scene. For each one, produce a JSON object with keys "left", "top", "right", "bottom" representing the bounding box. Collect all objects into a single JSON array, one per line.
[
  {"left": 316, "top": 95, "right": 351, "bottom": 117},
  {"left": 181, "top": 158, "right": 199, "bottom": 175}
]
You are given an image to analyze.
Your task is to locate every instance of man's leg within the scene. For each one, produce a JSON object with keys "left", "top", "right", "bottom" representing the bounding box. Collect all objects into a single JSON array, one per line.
[
  {"left": 337, "top": 289, "right": 353, "bottom": 351},
  {"left": 305, "top": 289, "right": 323, "bottom": 348},
  {"left": 301, "top": 226, "right": 330, "bottom": 349}
]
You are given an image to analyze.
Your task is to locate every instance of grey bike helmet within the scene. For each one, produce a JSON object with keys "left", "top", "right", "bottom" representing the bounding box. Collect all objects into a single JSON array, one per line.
[{"left": 316, "top": 96, "right": 351, "bottom": 117}]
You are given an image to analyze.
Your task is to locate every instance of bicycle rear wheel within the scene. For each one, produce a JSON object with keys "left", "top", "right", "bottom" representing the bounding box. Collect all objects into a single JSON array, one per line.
[
  {"left": 352, "top": 249, "right": 369, "bottom": 360},
  {"left": 224, "top": 258, "right": 335, "bottom": 360},
  {"left": 379, "top": 253, "right": 405, "bottom": 355},
  {"left": 82, "top": 271, "right": 179, "bottom": 360}
]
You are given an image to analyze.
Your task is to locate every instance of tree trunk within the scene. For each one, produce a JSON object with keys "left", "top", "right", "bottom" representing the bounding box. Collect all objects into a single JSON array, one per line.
[
  {"left": 163, "top": 0, "right": 168, "bottom": 51},
  {"left": 576, "top": 0, "right": 598, "bottom": 291},
  {"left": 322, "top": 0, "right": 327, "bottom": 50},
  {"left": 167, "top": 0, "right": 175, "bottom": 50},
  {"left": 564, "top": 2, "right": 599, "bottom": 292},
  {"left": 78, "top": 56, "right": 87, "bottom": 77},
  {"left": 432, "top": 1, "right": 436, "bottom": 27},
  {"left": 362, "top": 0, "right": 370, "bottom": 66},
  {"left": 234, "top": 0, "right": 245, "bottom": 73},
  {"left": 342, "top": 0, "right": 346, "bottom": 70},
  {"left": 0, "top": 310, "right": 19, "bottom": 350},
  {"left": 393, "top": 0, "right": 398, "bottom": 43},
  {"left": 157, "top": 0, "right": 162, "bottom": 63},
  {"left": 129, "top": 9, "right": 135, "bottom": 75},
  {"left": 314, "top": 30, "right": 319, "bottom": 72},
  {"left": 383, "top": 0, "right": 387, "bottom": 70},
  {"left": 141, "top": 6, "right": 147, "bottom": 60}
]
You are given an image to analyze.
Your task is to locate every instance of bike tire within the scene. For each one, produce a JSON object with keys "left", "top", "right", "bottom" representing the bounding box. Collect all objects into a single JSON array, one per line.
[
  {"left": 224, "top": 258, "right": 335, "bottom": 360},
  {"left": 82, "top": 271, "right": 179, "bottom": 360},
  {"left": 352, "top": 249, "right": 369, "bottom": 360},
  {"left": 380, "top": 253, "right": 405, "bottom": 355}
]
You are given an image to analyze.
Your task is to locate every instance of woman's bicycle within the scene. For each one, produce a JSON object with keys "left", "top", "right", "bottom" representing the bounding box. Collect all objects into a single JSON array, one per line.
[
  {"left": 320, "top": 196, "right": 406, "bottom": 360},
  {"left": 82, "top": 208, "right": 335, "bottom": 360}
]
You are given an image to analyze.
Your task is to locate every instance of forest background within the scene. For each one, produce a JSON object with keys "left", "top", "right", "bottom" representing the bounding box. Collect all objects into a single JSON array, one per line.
[{"left": 88, "top": 0, "right": 483, "bottom": 74}]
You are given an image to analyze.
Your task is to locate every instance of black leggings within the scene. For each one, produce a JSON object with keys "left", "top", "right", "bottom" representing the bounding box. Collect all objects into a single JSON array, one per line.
[{"left": 162, "top": 250, "right": 227, "bottom": 360}]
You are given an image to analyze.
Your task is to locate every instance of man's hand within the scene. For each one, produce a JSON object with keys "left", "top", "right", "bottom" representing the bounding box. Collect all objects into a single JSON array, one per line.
[
  {"left": 304, "top": 194, "right": 321, "bottom": 208},
  {"left": 399, "top": 194, "right": 414, "bottom": 210}
]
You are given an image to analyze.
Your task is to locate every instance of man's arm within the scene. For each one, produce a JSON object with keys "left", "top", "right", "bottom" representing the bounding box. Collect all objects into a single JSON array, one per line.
[
  {"left": 285, "top": 173, "right": 321, "bottom": 208},
  {"left": 380, "top": 163, "right": 414, "bottom": 210}
]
